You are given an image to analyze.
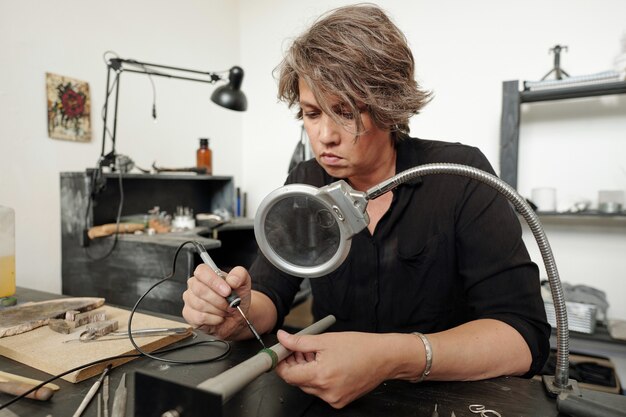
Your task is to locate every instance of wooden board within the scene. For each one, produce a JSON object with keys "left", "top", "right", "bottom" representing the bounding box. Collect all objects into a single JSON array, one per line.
[
  {"left": 0, "top": 305, "right": 191, "bottom": 383},
  {"left": 0, "top": 297, "right": 105, "bottom": 337}
]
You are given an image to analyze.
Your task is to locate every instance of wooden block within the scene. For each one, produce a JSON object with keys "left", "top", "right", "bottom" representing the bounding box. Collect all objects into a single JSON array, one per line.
[
  {"left": 85, "top": 320, "right": 119, "bottom": 338},
  {"left": 67, "top": 309, "right": 107, "bottom": 327},
  {"left": 88, "top": 223, "right": 145, "bottom": 239},
  {"left": 0, "top": 370, "right": 60, "bottom": 391},
  {"left": 65, "top": 310, "right": 80, "bottom": 321},
  {"left": 48, "top": 319, "right": 72, "bottom": 334}
]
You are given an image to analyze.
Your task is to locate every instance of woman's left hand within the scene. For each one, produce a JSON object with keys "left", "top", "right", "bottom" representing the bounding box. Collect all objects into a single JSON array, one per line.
[{"left": 275, "top": 330, "right": 396, "bottom": 409}]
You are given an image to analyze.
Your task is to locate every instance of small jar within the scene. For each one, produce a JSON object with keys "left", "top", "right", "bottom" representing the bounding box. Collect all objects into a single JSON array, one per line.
[
  {"left": 196, "top": 138, "right": 212, "bottom": 175},
  {"left": 0, "top": 205, "right": 16, "bottom": 298}
]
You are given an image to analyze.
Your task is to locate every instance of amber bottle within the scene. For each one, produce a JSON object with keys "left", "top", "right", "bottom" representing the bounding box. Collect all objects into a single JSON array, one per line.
[{"left": 196, "top": 138, "right": 212, "bottom": 175}]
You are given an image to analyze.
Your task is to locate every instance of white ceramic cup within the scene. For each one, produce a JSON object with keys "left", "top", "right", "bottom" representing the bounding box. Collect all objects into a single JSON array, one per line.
[{"left": 531, "top": 187, "right": 557, "bottom": 212}]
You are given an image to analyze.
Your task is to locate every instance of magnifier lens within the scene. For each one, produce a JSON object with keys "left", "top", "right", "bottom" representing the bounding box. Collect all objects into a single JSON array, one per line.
[{"left": 264, "top": 195, "right": 341, "bottom": 267}]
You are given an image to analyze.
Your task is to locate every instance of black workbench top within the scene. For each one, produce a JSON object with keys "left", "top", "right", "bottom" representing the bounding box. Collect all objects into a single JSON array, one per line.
[{"left": 0, "top": 288, "right": 563, "bottom": 417}]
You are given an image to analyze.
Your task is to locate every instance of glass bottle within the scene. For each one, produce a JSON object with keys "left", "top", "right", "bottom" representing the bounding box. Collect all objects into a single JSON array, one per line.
[
  {"left": 196, "top": 138, "right": 212, "bottom": 175},
  {"left": 0, "top": 205, "right": 16, "bottom": 298}
]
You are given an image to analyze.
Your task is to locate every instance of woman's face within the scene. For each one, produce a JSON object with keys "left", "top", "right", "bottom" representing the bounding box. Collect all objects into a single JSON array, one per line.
[{"left": 299, "top": 79, "right": 394, "bottom": 182}]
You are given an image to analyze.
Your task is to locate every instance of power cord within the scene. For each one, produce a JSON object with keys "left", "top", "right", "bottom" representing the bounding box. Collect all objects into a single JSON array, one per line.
[
  {"left": 83, "top": 167, "right": 124, "bottom": 261},
  {"left": 127, "top": 240, "right": 217, "bottom": 364}
]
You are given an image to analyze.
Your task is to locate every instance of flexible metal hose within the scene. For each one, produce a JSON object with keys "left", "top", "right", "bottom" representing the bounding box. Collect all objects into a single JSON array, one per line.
[{"left": 366, "top": 163, "right": 570, "bottom": 388}]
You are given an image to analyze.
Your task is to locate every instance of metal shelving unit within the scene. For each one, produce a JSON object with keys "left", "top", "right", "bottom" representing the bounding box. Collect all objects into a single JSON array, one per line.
[
  {"left": 499, "top": 79, "right": 626, "bottom": 189},
  {"left": 499, "top": 79, "right": 626, "bottom": 219}
]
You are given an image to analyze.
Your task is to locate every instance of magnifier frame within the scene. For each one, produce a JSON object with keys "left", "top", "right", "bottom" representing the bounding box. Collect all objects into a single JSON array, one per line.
[{"left": 254, "top": 181, "right": 369, "bottom": 278}]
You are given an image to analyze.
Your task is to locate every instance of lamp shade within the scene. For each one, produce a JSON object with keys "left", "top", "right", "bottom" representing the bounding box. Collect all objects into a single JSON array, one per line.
[{"left": 211, "top": 66, "right": 248, "bottom": 111}]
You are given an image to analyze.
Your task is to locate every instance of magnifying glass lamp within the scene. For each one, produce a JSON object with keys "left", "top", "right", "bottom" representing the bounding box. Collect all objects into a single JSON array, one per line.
[{"left": 254, "top": 162, "right": 573, "bottom": 396}]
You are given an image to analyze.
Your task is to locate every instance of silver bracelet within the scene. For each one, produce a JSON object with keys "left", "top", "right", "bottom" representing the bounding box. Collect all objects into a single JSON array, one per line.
[{"left": 411, "top": 332, "right": 433, "bottom": 383}]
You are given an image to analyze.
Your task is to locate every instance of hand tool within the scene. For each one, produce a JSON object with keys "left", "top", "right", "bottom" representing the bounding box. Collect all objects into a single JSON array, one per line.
[
  {"left": 63, "top": 327, "right": 190, "bottom": 343},
  {"left": 0, "top": 380, "right": 55, "bottom": 401},
  {"left": 72, "top": 365, "right": 111, "bottom": 417},
  {"left": 197, "top": 315, "right": 335, "bottom": 403},
  {"left": 110, "top": 373, "right": 127, "bottom": 417},
  {"left": 103, "top": 375, "right": 109, "bottom": 417},
  {"left": 0, "top": 371, "right": 58, "bottom": 401},
  {"left": 67, "top": 327, "right": 190, "bottom": 343},
  {"left": 194, "top": 243, "right": 265, "bottom": 348}
]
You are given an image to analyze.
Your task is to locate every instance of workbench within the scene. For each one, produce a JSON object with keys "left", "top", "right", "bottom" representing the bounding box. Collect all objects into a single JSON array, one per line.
[{"left": 0, "top": 288, "right": 565, "bottom": 417}]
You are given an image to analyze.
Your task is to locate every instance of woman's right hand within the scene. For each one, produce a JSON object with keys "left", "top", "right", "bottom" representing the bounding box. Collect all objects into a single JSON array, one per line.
[{"left": 182, "top": 264, "right": 252, "bottom": 340}]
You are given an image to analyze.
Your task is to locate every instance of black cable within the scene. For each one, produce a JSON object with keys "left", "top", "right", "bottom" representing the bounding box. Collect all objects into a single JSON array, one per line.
[
  {"left": 113, "top": 58, "right": 158, "bottom": 120},
  {"left": 83, "top": 168, "right": 124, "bottom": 261},
  {"left": 127, "top": 240, "right": 217, "bottom": 364}
]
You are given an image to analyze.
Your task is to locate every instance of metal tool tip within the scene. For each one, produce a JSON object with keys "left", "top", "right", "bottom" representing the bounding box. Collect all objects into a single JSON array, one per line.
[{"left": 236, "top": 306, "right": 265, "bottom": 348}]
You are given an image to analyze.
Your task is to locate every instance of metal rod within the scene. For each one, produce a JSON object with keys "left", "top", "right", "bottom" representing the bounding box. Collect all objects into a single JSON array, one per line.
[
  {"left": 197, "top": 315, "right": 336, "bottom": 402},
  {"left": 100, "top": 66, "right": 112, "bottom": 159},
  {"left": 111, "top": 71, "right": 121, "bottom": 160},
  {"left": 114, "top": 58, "right": 220, "bottom": 77},
  {"left": 121, "top": 68, "right": 219, "bottom": 84}
]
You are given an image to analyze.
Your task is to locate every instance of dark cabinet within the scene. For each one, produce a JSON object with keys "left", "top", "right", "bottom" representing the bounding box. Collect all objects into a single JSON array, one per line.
[{"left": 60, "top": 171, "right": 244, "bottom": 316}]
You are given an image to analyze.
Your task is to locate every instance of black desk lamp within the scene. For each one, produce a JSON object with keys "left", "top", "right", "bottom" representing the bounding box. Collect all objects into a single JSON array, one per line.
[{"left": 99, "top": 57, "right": 248, "bottom": 171}]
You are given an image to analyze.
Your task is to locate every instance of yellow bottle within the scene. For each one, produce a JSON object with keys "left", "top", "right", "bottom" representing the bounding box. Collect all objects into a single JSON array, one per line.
[{"left": 0, "top": 205, "right": 16, "bottom": 298}]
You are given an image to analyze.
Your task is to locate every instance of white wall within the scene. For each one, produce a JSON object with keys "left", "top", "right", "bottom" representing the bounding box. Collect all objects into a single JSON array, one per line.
[
  {"left": 0, "top": 0, "right": 243, "bottom": 292},
  {"left": 1, "top": 0, "right": 625, "bottom": 320},
  {"left": 238, "top": 0, "right": 626, "bottom": 320}
]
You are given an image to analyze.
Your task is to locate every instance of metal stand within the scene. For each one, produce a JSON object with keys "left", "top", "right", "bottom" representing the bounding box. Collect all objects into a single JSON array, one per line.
[{"left": 541, "top": 44, "right": 570, "bottom": 80}]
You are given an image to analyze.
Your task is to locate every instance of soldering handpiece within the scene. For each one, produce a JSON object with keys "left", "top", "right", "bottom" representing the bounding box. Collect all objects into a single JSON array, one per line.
[{"left": 196, "top": 242, "right": 265, "bottom": 348}]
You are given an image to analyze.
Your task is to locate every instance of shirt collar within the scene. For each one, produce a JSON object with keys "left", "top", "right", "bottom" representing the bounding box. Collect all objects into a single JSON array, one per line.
[{"left": 395, "top": 135, "right": 423, "bottom": 187}]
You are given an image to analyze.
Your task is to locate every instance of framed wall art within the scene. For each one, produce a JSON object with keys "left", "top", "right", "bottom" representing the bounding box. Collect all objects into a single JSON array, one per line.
[{"left": 46, "top": 72, "right": 92, "bottom": 142}]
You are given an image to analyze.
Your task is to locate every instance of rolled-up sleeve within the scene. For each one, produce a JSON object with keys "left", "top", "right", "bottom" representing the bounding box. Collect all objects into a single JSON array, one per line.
[{"left": 455, "top": 148, "right": 550, "bottom": 376}]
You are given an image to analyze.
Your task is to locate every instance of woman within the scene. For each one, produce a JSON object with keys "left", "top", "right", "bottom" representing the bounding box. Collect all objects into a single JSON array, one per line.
[{"left": 183, "top": 4, "right": 549, "bottom": 409}]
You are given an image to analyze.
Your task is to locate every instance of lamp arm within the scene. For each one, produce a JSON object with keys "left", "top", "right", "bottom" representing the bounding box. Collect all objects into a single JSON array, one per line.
[
  {"left": 100, "top": 64, "right": 114, "bottom": 161},
  {"left": 111, "top": 58, "right": 226, "bottom": 80},
  {"left": 122, "top": 68, "right": 221, "bottom": 85},
  {"left": 366, "top": 163, "right": 572, "bottom": 394}
]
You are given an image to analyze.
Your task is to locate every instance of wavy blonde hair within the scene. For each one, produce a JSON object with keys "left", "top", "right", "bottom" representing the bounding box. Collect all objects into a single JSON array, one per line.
[{"left": 276, "top": 3, "right": 432, "bottom": 141}]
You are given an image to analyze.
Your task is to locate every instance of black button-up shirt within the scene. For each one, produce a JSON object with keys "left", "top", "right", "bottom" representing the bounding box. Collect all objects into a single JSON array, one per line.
[{"left": 251, "top": 137, "right": 550, "bottom": 375}]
